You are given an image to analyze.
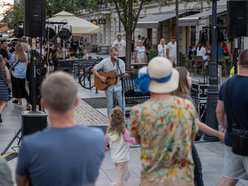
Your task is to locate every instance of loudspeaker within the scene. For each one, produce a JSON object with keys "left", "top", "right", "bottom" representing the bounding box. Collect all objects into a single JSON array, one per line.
[
  {"left": 58, "top": 28, "right": 72, "bottom": 40},
  {"left": 21, "top": 111, "right": 47, "bottom": 136},
  {"left": 227, "top": 1, "right": 248, "bottom": 37},
  {"left": 24, "top": 0, "right": 45, "bottom": 37}
]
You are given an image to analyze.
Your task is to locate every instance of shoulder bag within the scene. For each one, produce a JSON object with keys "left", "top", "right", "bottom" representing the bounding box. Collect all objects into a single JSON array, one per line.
[{"left": 11, "top": 61, "right": 20, "bottom": 71}]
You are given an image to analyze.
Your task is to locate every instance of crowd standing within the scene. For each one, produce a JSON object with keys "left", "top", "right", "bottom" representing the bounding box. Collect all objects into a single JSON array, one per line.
[{"left": 0, "top": 33, "right": 247, "bottom": 186}]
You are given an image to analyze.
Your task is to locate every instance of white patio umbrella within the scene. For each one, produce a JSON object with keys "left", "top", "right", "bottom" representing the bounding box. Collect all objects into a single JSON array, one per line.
[{"left": 48, "top": 11, "right": 99, "bottom": 35}]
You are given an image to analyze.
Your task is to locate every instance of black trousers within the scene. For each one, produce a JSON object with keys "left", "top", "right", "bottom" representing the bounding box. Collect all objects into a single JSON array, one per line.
[{"left": 192, "top": 144, "right": 204, "bottom": 186}]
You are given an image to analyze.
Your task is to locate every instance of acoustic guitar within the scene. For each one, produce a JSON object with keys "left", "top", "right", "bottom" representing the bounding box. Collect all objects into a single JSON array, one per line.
[{"left": 95, "top": 70, "right": 123, "bottom": 90}]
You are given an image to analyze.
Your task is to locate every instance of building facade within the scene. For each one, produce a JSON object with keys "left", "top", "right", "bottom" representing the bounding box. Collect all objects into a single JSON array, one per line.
[{"left": 82, "top": 0, "right": 228, "bottom": 54}]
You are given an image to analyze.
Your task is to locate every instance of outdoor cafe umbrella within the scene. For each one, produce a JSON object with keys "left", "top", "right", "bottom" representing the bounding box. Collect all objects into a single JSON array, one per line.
[{"left": 48, "top": 11, "right": 99, "bottom": 35}]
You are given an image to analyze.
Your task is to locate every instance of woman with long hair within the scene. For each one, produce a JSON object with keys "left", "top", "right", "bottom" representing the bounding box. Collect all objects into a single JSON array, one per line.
[
  {"left": 173, "top": 66, "right": 224, "bottom": 186},
  {"left": 10, "top": 43, "right": 29, "bottom": 107},
  {"left": 0, "top": 55, "right": 11, "bottom": 123}
]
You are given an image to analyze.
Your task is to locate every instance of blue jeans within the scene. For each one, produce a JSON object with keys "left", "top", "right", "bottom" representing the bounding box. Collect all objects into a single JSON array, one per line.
[{"left": 105, "top": 89, "right": 126, "bottom": 117}]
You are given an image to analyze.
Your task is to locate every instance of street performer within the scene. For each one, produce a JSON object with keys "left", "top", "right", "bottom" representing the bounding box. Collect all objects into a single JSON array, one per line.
[{"left": 92, "top": 46, "right": 128, "bottom": 118}]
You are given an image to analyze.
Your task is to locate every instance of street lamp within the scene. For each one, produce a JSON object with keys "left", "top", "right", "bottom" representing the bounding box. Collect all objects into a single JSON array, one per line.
[
  {"left": 204, "top": 0, "right": 219, "bottom": 141},
  {"left": 176, "top": 0, "right": 180, "bottom": 65}
]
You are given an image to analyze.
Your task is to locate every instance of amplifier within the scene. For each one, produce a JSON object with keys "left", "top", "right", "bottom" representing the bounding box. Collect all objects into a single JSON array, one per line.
[
  {"left": 191, "top": 83, "right": 208, "bottom": 99},
  {"left": 21, "top": 111, "right": 48, "bottom": 136},
  {"left": 192, "top": 98, "right": 207, "bottom": 123}
]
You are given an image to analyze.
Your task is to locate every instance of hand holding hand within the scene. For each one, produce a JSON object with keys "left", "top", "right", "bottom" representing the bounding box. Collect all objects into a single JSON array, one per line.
[{"left": 218, "top": 131, "right": 225, "bottom": 142}]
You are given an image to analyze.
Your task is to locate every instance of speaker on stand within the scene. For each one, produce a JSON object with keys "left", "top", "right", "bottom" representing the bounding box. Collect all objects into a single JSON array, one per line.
[{"left": 23, "top": 0, "right": 47, "bottom": 135}]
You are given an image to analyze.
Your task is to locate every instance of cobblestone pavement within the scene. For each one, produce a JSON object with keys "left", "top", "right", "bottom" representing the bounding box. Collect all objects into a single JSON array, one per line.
[
  {"left": 1, "top": 65, "right": 248, "bottom": 185},
  {"left": 75, "top": 100, "right": 109, "bottom": 127}
]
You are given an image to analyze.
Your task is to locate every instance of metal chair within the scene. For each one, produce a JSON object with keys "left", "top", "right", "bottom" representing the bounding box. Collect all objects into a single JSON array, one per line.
[
  {"left": 192, "top": 55, "right": 204, "bottom": 76},
  {"left": 218, "top": 56, "right": 227, "bottom": 76}
]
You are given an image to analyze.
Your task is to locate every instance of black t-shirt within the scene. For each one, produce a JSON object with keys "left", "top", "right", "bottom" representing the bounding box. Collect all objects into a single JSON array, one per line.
[
  {"left": 0, "top": 48, "right": 9, "bottom": 60},
  {"left": 219, "top": 75, "right": 248, "bottom": 146}
]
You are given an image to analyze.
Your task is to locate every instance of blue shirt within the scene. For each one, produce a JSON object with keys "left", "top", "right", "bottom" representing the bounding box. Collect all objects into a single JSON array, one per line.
[
  {"left": 16, "top": 125, "right": 105, "bottom": 186},
  {"left": 219, "top": 75, "right": 248, "bottom": 146},
  {"left": 10, "top": 54, "right": 28, "bottom": 79}
]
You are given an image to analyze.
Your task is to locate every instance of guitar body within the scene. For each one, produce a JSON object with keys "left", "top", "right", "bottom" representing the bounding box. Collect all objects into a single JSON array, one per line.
[{"left": 95, "top": 71, "right": 118, "bottom": 90}]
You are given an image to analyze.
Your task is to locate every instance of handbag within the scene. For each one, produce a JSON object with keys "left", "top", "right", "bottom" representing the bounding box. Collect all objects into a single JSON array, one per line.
[{"left": 225, "top": 80, "right": 248, "bottom": 156}]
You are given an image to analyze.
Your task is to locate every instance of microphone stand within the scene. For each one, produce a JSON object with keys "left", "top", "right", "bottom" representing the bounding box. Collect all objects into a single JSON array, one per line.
[{"left": 116, "top": 58, "right": 125, "bottom": 113}]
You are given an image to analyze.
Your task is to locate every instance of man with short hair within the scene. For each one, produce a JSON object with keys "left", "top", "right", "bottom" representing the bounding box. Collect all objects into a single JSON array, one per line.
[
  {"left": 0, "top": 40, "right": 10, "bottom": 67},
  {"left": 92, "top": 47, "right": 128, "bottom": 117},
  {"left": 112, "top": 34, "right": 126, "bottom": 62},
  {"left": 166, "top": 36, "right": 177, "bottom": 65},
  {"left": 16, "top": 72, "right": 105, "bottom": 186},
  {"left": 216, "top": 49, "right": 248, "bottom": 186}
]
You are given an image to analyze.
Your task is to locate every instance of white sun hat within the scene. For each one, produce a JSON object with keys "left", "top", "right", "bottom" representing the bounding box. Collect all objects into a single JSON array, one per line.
[{"left": 148, "top": 57, "right": 179, "bottom": 93}]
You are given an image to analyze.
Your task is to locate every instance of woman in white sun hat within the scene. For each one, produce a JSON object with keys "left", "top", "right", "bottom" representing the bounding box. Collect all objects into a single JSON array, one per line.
[{"left": 130, "top": 57, "right": 197, "bottom": 186}]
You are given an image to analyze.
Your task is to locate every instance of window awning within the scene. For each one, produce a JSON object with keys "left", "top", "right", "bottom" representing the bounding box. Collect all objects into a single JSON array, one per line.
[
  {"left": 179, "top": 6, "right": 227, "bottom": 26},
  {"left": 137, "top": 11, "right": 185, "bottom": 28}
]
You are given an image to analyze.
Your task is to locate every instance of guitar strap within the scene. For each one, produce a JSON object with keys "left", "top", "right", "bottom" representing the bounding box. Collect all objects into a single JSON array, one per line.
[{"left": 116, "top": 59, "right": 123, "bottom": 77}]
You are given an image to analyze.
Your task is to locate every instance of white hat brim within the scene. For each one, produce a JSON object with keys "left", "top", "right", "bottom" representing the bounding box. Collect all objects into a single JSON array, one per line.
[{"left": 149, "top": 69, "right": 179, "bottom": 93}]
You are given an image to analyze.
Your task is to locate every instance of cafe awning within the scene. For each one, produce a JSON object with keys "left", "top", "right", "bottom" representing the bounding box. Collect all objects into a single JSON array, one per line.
[
  {"left": 137, "top": 11, "right": 186, "bottom": 28},
  {"left": 179, "top": 6, "right": 227, "bottom": 27}
]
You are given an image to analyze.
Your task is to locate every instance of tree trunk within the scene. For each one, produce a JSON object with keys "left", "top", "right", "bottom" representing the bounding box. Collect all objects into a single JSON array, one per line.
[{"left": 125, "top": 30, "right": 132, "bottom": 71}]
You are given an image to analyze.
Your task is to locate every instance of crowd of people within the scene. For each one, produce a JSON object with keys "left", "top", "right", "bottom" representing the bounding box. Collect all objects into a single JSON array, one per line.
[
  {"left": 0, "top": 36, "right": 93, "bottom": 122},
  {"left": 111, "top": 34, "right": 177, "bottom": 66},
  {"left": 187, "top": 41, "right": 232, "bottom": 70},
  {"left": 0, "top": 33, "right": 248, "bottom": 186}
]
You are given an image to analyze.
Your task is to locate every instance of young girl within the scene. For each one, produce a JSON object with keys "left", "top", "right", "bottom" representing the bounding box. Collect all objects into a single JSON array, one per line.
[
  {"left": 105, "top": 107, "right": 137, "bottom": 186},
  {"left": 173, "top": 66, "right": 224, "bottom": 186}
]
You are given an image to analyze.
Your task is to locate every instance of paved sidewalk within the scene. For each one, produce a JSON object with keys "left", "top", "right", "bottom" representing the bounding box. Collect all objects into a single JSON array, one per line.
[{"left": 1, "top": 84, "right": 248, "bottom": 186}]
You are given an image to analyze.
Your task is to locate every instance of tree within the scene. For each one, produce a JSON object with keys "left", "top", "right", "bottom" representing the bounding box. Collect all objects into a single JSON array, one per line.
[
  {"left": 2, "top": 1, "right": 24, "bottom": 28},
  {"left": 98, "top": 0, "right": 171, "bottom": 70},
  {"left": 2, "top": 0, "right": 97, "bottom": 28},
  {"left": 46, "top": 0, "right": 99, "bottom": 17},
  {"left": 97, "top": 0, "right": 210, "bottom": 70}
]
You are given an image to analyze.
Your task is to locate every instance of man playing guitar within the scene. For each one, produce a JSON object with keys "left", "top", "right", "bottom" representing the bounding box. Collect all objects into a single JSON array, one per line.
[{"left": 92, "top": 47, "right": 128, "bottom": 117}]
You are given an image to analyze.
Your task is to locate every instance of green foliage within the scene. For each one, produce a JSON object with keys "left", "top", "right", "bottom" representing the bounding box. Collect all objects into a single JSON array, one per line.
[
  {"left": 2, "top": 0, "right": 24, "bottom": 28},
  {"left": 46, "top": 0, "right": 98, "bottom": 17},
  {"left": 2, "top": 0, "right": 98, "bottom": 28}
]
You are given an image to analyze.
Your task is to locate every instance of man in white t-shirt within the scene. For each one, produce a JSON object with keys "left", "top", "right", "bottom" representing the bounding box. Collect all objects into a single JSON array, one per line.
[
  {"left": 112, "top": 34, "right": 126, "bottom": 62},
  {"left": 157, "top": 38, "right": 167, "bottom": 57},
  {"left": 166, "top": 36, "right": 177, "bottom": 66}
]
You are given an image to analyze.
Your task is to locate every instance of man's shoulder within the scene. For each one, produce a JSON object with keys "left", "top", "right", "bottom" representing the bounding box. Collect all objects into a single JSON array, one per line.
[{"left": 96, "top": 57, "right": 110, "bottom": 65}]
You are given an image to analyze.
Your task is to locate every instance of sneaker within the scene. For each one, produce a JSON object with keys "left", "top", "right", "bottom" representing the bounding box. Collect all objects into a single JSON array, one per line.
[
  {"left": 12, "top": 99, "right": 18, "bottom": 104},
  {"left": 0, "top": 114, "right": 2, "bottom": 123}
]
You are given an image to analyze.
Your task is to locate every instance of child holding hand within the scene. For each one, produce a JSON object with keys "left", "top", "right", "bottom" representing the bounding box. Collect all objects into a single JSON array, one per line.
[{"left": 105, "top": 107, "right": 137, "bottom": 186}]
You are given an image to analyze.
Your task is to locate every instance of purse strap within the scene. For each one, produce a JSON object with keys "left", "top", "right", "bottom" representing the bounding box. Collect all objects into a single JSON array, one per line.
[
  {"left": 224, "top": 79, "right": 239, "bottom": 128},
  {"left": 11, "top": 61, "right": 20, "bottom": 70}
]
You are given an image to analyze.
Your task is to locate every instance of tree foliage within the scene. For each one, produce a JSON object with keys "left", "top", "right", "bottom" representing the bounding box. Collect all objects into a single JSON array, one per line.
[
  {"left": 2, "top": 1, "right": 24, "bottom": 28},
  {"left": 2, "top": 0, "right": 98, "bottom": 28},
  {"left": 46, "top": 0, "right": 99, "bottom": 17}
]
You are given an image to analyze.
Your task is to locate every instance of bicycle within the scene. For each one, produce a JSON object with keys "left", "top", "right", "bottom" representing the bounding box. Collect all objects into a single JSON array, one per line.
[{"left": 78, "top": 59, "right": 100, "bottom": 90}]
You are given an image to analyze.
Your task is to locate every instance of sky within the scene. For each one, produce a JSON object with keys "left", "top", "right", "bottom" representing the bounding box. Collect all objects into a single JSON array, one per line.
[{"left": 0, "top": 0, "right": 14, "bottom": 20}]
